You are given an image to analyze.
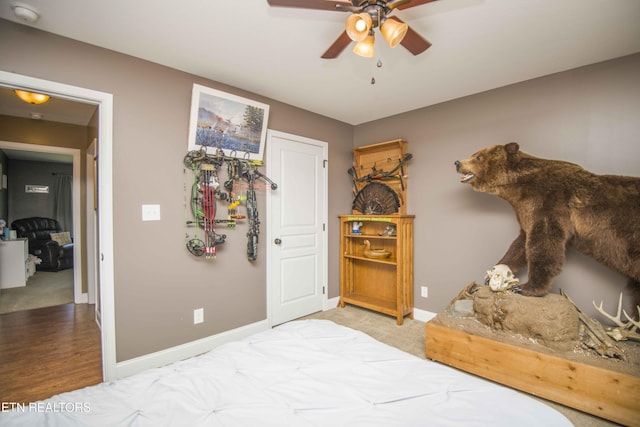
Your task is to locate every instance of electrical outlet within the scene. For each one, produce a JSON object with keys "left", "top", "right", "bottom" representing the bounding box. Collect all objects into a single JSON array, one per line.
[
  {"left": 193, "top": 308, "right": 204, "bottom": 324},
  {"left": 421, "top": 286, "right": 429, "bottom": 298}
]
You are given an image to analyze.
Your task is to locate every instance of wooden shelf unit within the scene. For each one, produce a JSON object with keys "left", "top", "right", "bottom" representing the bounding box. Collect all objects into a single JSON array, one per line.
[{"left": 339, "top": 214, "right": 414, "bottom": 325}]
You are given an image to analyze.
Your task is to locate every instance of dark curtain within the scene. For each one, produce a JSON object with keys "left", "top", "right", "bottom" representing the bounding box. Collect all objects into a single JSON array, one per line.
[{"left": 54, "top": 174, "right": 73, "bottom": 234}]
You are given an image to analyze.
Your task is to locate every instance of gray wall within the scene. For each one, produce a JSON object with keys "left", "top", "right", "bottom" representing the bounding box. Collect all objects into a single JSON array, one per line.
[
  {"left": 2, "top": 18, "right": 638, "bottom": 362},
  {"left": 6, "top": 159, "right": 73, "bottom": 223},
  {"left": 354, "top": 53, "right": 640, "bottom": 321},
  {"left": 0, "top": 19, "right": 353, "bottom": 362}
]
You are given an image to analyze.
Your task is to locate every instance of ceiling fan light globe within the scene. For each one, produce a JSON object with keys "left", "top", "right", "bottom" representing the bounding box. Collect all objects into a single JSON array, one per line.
[
  {"left": 352, "top": 34, "right": 375, "bottom": 58},
  {"left": 345, "top": 13, "right": 372, "bottom": 42},
  {"left": 380, "top": 19, "right": 408, "bottom": 48}
]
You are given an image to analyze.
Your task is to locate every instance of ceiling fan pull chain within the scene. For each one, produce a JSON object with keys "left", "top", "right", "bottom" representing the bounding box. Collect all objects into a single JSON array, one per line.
[{"left": 370, "top": 57, "right": 383, "bottom": 85}]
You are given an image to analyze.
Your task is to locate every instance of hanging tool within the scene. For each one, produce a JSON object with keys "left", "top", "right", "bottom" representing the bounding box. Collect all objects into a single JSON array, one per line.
[
  {"left": 199, "top": 163, "right": 227, "bottom": 259},
  {"left": 349, "top": 153, "right": 412, "bottom": 191},
  {"left": 183, "top": 148, "right": 276, "bottom": 261},
  {"left": 245, "top": 168, "right": 259, "bottom": 261},
  {"left": 243, "top": 164, "right": 279, "bottom": 261}
]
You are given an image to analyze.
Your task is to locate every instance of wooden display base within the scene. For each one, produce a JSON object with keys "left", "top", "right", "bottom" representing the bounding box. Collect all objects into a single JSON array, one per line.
[{"left": 425, "top": 321, "right": 640, "bottom": 427}]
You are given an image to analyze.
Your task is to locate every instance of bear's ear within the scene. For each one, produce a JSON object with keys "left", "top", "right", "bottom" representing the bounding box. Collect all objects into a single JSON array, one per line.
[{"left": 505, "top": 142, "right": 520, "bottom": 154}]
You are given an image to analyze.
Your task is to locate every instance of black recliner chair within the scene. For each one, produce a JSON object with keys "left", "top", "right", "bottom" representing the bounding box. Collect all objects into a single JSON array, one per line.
[{"left": 11, "top": 217, "right": 74, "bottom": 271}]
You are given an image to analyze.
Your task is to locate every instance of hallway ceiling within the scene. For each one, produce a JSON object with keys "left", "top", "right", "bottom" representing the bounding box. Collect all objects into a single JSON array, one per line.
[
  {"left": 0, "top": 87, "right": 97, "bottom": 126},
  {"left": 1, "top": 0, "right": 639, "bottom": 125},
  {"left": 1, "top": 147, "right": 73, "bottom": 164}
]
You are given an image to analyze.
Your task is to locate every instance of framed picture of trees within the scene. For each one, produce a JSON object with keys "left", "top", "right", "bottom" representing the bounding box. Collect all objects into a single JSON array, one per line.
[{"left": 187, "top": 84, "right": 270, "bottom": 160}]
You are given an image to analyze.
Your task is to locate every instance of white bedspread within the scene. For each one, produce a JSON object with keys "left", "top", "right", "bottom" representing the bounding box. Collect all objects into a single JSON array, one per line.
[{"left": 0, "top": 320, "right": 572, "bottom": 426}]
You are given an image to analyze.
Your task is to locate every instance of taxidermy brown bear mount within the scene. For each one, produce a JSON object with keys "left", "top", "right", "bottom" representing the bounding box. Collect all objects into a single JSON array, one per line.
[{"left": 455, "top": 142, "right": 640, "bottom": 307}]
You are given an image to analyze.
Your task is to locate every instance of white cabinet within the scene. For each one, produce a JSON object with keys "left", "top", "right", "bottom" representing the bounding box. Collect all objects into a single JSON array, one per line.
[{"left": 0, "top": 238, "right": 29, "bottom": 289}]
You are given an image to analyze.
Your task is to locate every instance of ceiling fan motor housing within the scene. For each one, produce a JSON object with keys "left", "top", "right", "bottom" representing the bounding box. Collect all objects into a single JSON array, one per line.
[
  {"left": 363, "top": 5, "right": 382, "bottom": 28},
  {"left": 347, "top": 1, "right": 408, "bottom": 28}
]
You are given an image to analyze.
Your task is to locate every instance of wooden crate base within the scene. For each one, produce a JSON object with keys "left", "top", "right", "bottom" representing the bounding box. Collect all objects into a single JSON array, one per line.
[{"left": 425, "top": 321, "right": 640, "bottom": 427}]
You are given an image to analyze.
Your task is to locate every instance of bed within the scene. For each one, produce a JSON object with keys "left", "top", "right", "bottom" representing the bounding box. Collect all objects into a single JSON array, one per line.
[{"left": 0, "top": 320, "right": 572, "bottom": 426}]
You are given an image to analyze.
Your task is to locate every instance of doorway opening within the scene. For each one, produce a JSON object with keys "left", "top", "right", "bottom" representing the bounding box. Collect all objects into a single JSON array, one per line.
[
  {"left": 0, "top": 71, "right": 116, "bottom": 381},
  {"left": 0, "top": 141, "right": 82, "bottom": 306}
]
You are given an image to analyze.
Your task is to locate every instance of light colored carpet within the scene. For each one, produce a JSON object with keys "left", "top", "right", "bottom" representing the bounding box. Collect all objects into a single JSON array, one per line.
[
  {"left": 302, "top": 305, "right": 621, "bottom": 427},
  {"left": 0, "top": 269, "right": 74, "bottom": 314}
]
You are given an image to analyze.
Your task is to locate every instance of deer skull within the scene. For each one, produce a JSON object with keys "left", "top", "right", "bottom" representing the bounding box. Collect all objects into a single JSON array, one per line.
[{"left": 485, "top": 264, "right": 519, "bottom": 292}]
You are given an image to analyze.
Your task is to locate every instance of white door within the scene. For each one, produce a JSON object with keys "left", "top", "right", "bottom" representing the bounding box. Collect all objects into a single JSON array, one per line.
[{"left": 267, "top": 130, "right": 327, "bottom": 326}]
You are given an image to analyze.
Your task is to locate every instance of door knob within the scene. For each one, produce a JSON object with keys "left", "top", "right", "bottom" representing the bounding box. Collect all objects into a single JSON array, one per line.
[{"left": 274, "top": 238, "right": 282, "bottom": 245}]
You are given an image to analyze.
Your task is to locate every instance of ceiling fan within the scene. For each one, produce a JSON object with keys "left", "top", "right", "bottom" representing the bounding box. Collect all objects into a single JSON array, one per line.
[{"left": 266, "top": 0, "right": 437, "bottom": 59}]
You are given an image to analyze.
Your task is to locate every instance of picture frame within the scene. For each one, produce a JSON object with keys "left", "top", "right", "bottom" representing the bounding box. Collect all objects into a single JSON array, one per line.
[{"left": 187, "top": 84, "right": 270, "bottom": 161}]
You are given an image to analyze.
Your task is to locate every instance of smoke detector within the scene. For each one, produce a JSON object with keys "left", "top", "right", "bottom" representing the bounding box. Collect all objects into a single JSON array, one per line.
[{"left": 11, "top": 2, "right": 40, "bottom": 24}]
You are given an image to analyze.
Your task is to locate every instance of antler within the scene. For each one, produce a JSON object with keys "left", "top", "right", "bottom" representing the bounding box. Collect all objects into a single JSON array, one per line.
[
  {"left": 562, "top": 290, "right": 625, "bottom": 359},
  {"left": 593, "top": 293, "right": 640, "bottom": 342}
]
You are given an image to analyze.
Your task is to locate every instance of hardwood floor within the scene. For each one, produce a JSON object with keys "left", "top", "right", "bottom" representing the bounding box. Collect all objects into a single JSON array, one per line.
[{"left": 0, "top": 303, "right": 102, "bottom": 404}]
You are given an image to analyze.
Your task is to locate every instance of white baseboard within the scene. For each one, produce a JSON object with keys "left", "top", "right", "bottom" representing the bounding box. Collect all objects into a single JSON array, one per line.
[
  {"left": 324, "top": 297, "right": 436, "bottom": 323},
  {"left": 114, "top": 305, "right": 435, "bottom": 380},
  {"left": 325, "top": 296, "right": 340, "bottom": 310},
  {"left": 413, "top": 307, "right": 437, "bottom": 322},
  {"left": 115, "top": 319, "right": 270, "bottom": 379}
]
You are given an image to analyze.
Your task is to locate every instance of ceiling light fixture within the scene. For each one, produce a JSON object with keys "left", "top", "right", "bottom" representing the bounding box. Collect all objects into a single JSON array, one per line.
[
  {"left": 345, "top": 13, "right": 372, "bottom": 42},
  {"left": 344, "top": 3, "right": 409, "bottom": 58},
  {"left": 10, "top": 2, "right": 40, "bottom": 24},
  {"left": 14, "top": 89, "right": 51, "bottom": 105},
  {"left": 380, "top": 17, "right": 408, "bottom": 48},
  {"left": 352, "top": 31, "right": 376, "bottom": 58}
]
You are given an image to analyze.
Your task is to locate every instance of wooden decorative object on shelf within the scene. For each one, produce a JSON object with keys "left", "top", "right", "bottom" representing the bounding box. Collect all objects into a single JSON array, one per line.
[
  {"left": 352, "top": 182, "right": 400, "bottom": 215},
  {"left": 350, "top": 139, "right": 410, "bottom": 215},
  {"left": 362, "top": 239, "right": 391, "bottom": 259},
  {"left": 339, "top": 214, "right": 414, "bottom": 325}
]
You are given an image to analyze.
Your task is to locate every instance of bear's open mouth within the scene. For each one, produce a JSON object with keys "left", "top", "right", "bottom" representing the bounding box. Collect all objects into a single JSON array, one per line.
[{"left": 460, "top": 172, "right": 475, "bottom": 183}]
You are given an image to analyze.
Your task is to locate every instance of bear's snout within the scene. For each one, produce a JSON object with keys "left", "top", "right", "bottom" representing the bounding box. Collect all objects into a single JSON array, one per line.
[{"left": 455, "top": 159, "right": 477, "bottom": 184}]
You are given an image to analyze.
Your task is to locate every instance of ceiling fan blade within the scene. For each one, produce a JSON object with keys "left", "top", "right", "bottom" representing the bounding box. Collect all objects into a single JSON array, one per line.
[
  {"left": 321, "top": 31, "right": 352, "bottom": 59},
  {"left": 385, "top": 0, "right": 412, "bottom": 11},
  {"left": 396, "top": 0, "right": 438, "bottom": 10},
  {"left": 266, "top": 0, "right": 353, "bottom": 11},
  {"left": 388, "top": 16, "right": 431, "bottom": 55},
  {"left": 401, "top": 26, "right": 432, "bottom": 55}
]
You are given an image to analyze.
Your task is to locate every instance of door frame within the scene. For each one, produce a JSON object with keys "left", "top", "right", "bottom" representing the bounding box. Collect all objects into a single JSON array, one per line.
[
  {"left": 265, "top": 129, "right": 329, "bottom": 325},
  {"left": 86, "top": 138, "right": 98, "bottom": 307},
  {"left": 0, "top": 141, "right": 83, "bottom": 302},
  {"left": 0, "top": 71, "right": 116, "bottom": 381}
]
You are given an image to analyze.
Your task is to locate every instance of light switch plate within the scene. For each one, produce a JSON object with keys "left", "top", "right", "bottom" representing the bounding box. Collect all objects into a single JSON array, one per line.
[{"left": 141, "top": 204, "right": 161, "bottom": 221}]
